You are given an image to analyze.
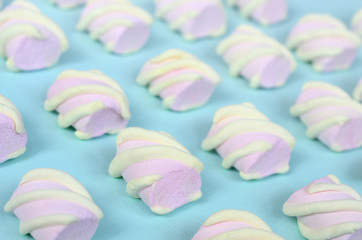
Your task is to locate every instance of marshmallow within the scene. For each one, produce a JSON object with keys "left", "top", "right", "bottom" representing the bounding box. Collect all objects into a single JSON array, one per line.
[{"left": 351, "top": 9, "right": 362, "bottom": 38}]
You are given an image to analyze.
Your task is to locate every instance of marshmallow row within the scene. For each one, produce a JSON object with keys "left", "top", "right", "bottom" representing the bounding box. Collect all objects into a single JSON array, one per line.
[
  {"left": 77, "top": 0, "right": 153, "bottom": 54},
  {"left": 0, "top": 95, "right": 27, "bottom": 164},
  {"left": 217, "top": 25, "right": 296, "bottom": 88},
  {"left": 4, "top": 168, "right": 103, "bottom": 240},
  {"left": 137, "top": 49, "right": 221, "bottom": 111},
  {"left": 202, "top": 103, "right": 296, "bottom": 180},
  {"left": 44, "top": 69, "right": 130, "bottom": 140},
  {"left": 290, "top": 82, "right": 362, "bottom": 152},
  {"left": 287, "top": 14, "right": 361, "bottom": 72},
  {"left": 0, "top": 0, "right": 69, "bottom": 71},
  {"left": 109, "top": 127, "right": 203, "bottom": 215}
]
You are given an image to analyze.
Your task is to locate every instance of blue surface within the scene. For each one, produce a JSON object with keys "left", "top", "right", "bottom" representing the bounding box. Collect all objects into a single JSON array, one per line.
[{"left": 1, "top": 0, "right": 362, "bottom": 239}]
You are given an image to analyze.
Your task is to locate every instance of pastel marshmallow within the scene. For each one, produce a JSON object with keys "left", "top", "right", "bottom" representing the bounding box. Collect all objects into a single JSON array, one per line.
[
  {"left": 202, "top": 103, "right": 295, "bottom": 180},
  {"left": 155, "top": 0, "right": 227, "bottom": 40},
  {"left": 283, "top": 175, "right": 362, "bottom": 240},
  {"left": 228, "top": 0, "right": 288, "bottom": 25},
  {"left": 49, "top": 0, "right": 86, "bottom": 8},
  {"left": 44, "top": 69, "right": 130, "bottom": 140},
  {"left": 4, "top": 168, "right": 103, "bottom": 240},
  {"left": 217, "top": 25, "right": 296, "bottom": 88},
  {"left": 0, "top": 0, "right": 69, "bottom": 71},
  {"left": 137, "top": 49, "right": 221, "bottom": 111},
  {"left": 353, "top": 79, "right": 362, "bottom": 101},
  {"left": 290, "top": 81, "right": 362, "bottom": 152},
  {"left": 77, "top": 0, "right": 153, "bottom": 54},
  {"left": 351, "top": 9, "right": 362, "bottom": 38},
  {"left": 0, "top": 95, "right": 27, "bottom": 164},
  {"left": 109, "top": 127, "right": 203, "bottom": 215},
  {"left": 192, "top": 209, "right": 285, "bottom": 240},
  {"left": 286, "top": 14, "right": 361, "bottom": 72}
]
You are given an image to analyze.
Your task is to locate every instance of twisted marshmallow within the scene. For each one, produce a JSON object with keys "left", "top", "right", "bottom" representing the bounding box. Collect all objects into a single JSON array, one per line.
[
  {"left": 351, "top": 9, "right": 362, "bottom": 38},
  {"left": 217, "top": 25, "right": 296, "bottom": 88},
  {"left": 290, "top": 82, "right": 362, "bottom": 152},
  {"left": 77, "top": 0, "right": 152, "bottom": 54},
  {"left": 0, "top": 0, "right": 69, "bottom": 71},
  {"left": 49, "top": 0, "right": 86, "bottom": 8},
  {"left": 44, "top": 69, "right": 130, "bottom": 140},
  {"left": 286, "top": 14, "right": 361, "bottom": 72},
  {"left": 353, "top": 79, "right": 362, "bottom": 101},
  {"left": 283, "top": 175, "right": 362, "bottom": 240},
  {"left": 4, "top": 168, "right": 103, "bottom": 240},
  {"left": 228, "top": 0, "right": 288, "bottom": 25},
  {"left": 192, "top": 209, "right": 285, "bottom": 240},
  {"left": 109, "top": 127, "right": 203, "bottom": 215},
  {"left": 202, "top": 103, "right": 296, "bottom": 180},
  {"left": 0, "top": 95, "right": 27, "bottom": 164},
  {"left": 137, "top": 49, "right": 221, "bottom": 111},
  {"left": 155, "top": 0, "right": 226, "bottom": 40}
]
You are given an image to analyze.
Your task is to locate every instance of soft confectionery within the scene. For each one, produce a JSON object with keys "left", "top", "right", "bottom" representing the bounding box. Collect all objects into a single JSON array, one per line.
[
  {"left": 286, "top": 14, "right": 361, "bottom": 72},
  {"left": 202, "top": 103, "right": 295, "bottom": 180},
  {"left": 0, "top": 95, "right": 27, "bottom": 164},
  {"left": 0, "top": 0, "right": 69, "bottom": 71},
  {"left": 109, "top": 127, "right": 203, "bottom": 215},
  {"left": 283, "top": 175, "right": 362, "bottom": 240},
  {"left": 228, "top": 0, "right": 288, "bottom": 25},
  {"left": 4, "top": 168, "right": 103, "bottom": 240},
  {"left": 192, "top": 209, "right": 285, "bottom": 240},
  {"left": 49, "top": 0, "right": 86, "bottom": 8},
  {"left": 137, "top": 49, "right": 221, "bottom": 111},
  {"left": 44, "top": 69, "right": 130, "bottom": 140},
  {"left": 353, "top": 79, "right": 362, "bottom": 101},
  {"left": 351, "top": 9, "right": 362, "bottom": 38},
  {"left": 217, "top": 25, "right": 296, "bottom": 88},
  {"left": 77, "top": 0, "right": 152, "bottom": 54},
  {"left": 290, "top": 82, "right": 362, "bottom": 152},
  {"left": 155, "top": 0, "right": 227, "bottom": 40}
]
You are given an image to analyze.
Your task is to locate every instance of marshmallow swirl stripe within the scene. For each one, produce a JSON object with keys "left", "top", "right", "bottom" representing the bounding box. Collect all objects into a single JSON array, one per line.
[
  {"left": 44, "top": 69, "right": 130, "bottom": 140},
  {"left": 286, "top": 14, "right": 361, "bottom": 72},
  {"left": 0, "top": 94, "right": 27, "bottom": 164},
  {"left": 217, "top": 25, "right": 296, "bottom": 88},
  {"left": 109, "top": 127, "right": 203, "bottom": 215},
  {"left": 228, "top": 0, "right": 288, "bottom": 25},
  {"left": 290, "top": 81, "right": 362, "bottom": 152},
  {"left": 0, "top": 0, "right": 69, "bottom": 71},
  {"left": 4, "top": 168, "right": 103, "bottom": 240},
  {"left": 351, "top": 9, "right": 362, "bottom": 37},
  {"left": 202, "top": 103, "right": 296, "bottom": 180},
  {"left": 137, "top": 49, "right": 221, "bottom": 111},
  {"left": 192, "top": 209, "right": 285, "bottom": 240},
  {"left": 77, "top": 0, "right": 153, "bottom": 54},
  {"left": 49, "top": 0, "right": 86, "bottom": 9},
  {"left": 155, "top": 0, "right": 227, "bottom": 40},
  {"left": 353, "top": 79, "right": 362, "bottom": 101},
  {"left": 283, "top": 175, "right": 362, "bottom": 240}
]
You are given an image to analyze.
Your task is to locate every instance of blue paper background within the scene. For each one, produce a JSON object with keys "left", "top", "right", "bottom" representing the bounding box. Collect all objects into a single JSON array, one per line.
[{"left": 0, "top": 0, "right": 362, "bottom": 239}]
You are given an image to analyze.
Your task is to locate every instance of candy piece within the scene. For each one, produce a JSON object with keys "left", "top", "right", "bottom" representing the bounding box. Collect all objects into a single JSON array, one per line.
[
  {"left": 137, "top": 49, "right": 221, "bottom": 111},
  {"left": 77, "top": 0, "right": 152, "bottom": 54},
  {"left": 353, "top": 79, "right": 362, "bottom": 101},
  {"left": 44, "top": 69, "right": 130, "bottom": 140},
  {"left": 49, "top": 0, "right": 86, "bottom": 8},
  {"left": 286, "top": 14, "right": 361, "bottom": 72},
  {"left": 0, "top": 95, "right": 27, "bottom": 164},
  {"left": 228, "top": 0, "right": 288, "bottom": 25},
  {"left": 4, "top": 168, "right": 103, "bottom": 240},
  {"left": 351, "top": 9, "right": 362, "bottom": 37},
  {"left": 202, "top": 103, "right": 295, "bottom": 180},
  {"left": 109, "top": 127, "right": 203, "bottom": 215},
  {"left": 155, "top": 0, "right": 226, "bottom": 40},
  {"left": 0, "top": 0, "right": 69, "bottom": 71},
  {"left": 217, "top": 25, "right": 296, "bottom": 88},
  {"left": 192, "top": 209, "right": 285, "bottom": 240},
  {"left": 283, "top": 175, "right": 362, "bottom": 240},
  {"left": 290, "top": 82, "right": 362, "bottom": 152}
]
